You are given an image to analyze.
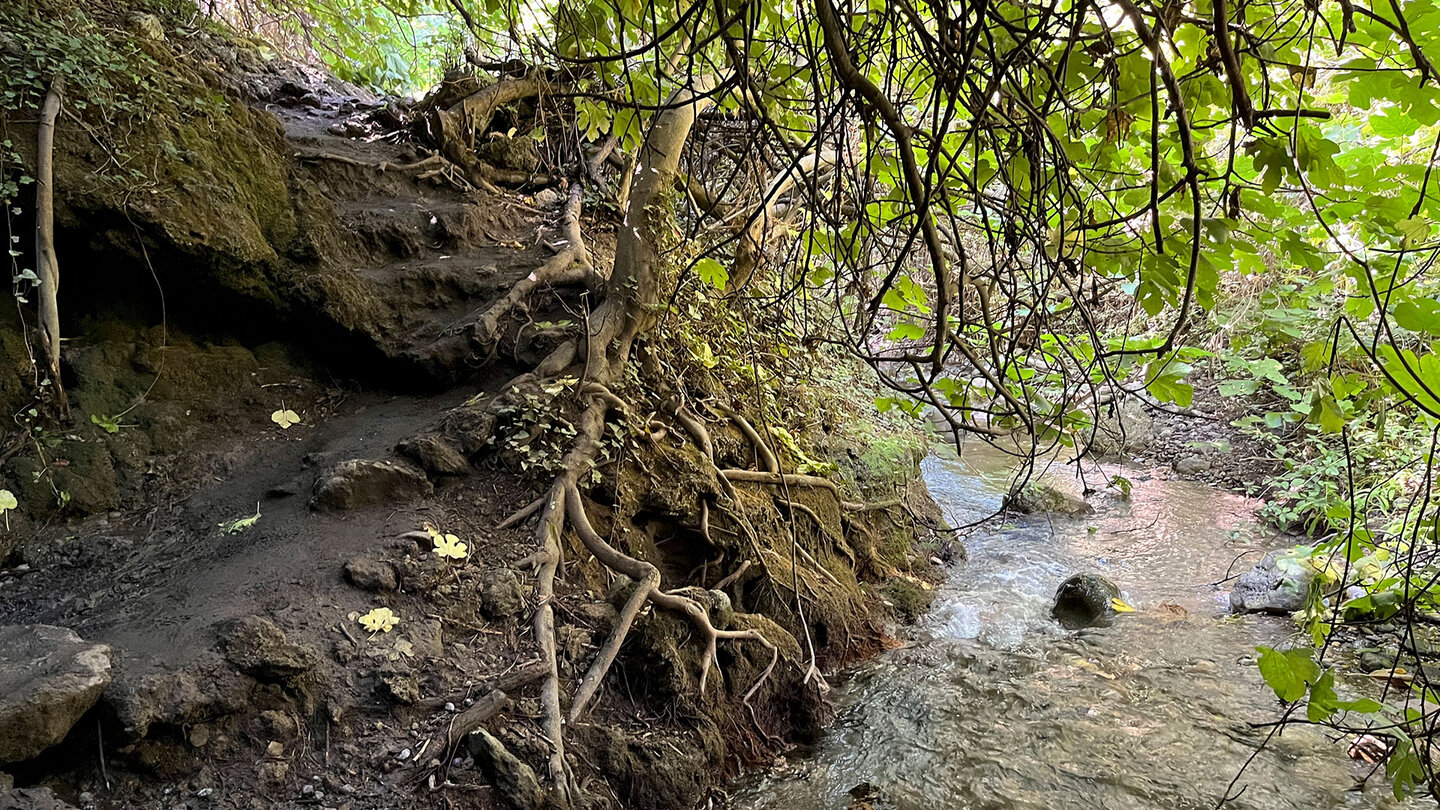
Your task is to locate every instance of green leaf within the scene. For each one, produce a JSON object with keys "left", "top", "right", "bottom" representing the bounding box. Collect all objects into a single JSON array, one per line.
[
  {"left": 695, "top": 257, "right": 728, "bottom": 289},
  {"left": 1394, "top": 297, "right": 1440, "bottom": 335},
  {"left": 888, "top": 322, "right": 926, "bottom": 341},
  {"left": 1256, "top": 646, "right": 1320, "bottom": 702}
]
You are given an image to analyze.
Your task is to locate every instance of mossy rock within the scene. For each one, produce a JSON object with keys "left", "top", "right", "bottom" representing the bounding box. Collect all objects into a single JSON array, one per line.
[
  {"left": 883, "top": 578, "right": 935, "bottom": 624},
  {"left": 1007, "top": 482, "right": 1092, "bottom": 516}
]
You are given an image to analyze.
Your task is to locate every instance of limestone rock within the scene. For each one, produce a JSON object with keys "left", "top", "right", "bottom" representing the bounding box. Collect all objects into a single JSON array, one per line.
[
  {"left": 0, "top": 625, "right": 112, "bottom": 763},
  {"left": 396, "top": 434, "right": 469, "bottom": 477},
  {"left": 469, "top": 729, "right": 546, "bottom": 810},
  {"left": 311, "top": 459, "right": 432, "bottom": 511},
  {"left": 1052, "top": 573, "right": 1121, "bottom": 629},
  {"left": 343, "top": 555, "right": 398, "bottom": 592},
  {"left": 1230, "top": 551, "right": 1316, "bottom": 614},
  {"left": 1088, "top": 400, "right": 1153, "bottom": 457},
  {"left": 219, "top": 617, "right": 317, "bottom": 682}
]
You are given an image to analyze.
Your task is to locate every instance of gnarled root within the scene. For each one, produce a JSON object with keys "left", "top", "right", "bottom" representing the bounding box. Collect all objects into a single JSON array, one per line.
[
  {"left": 467, "top": 183, "right": 597, "bottom": 348},
  {"left": 564, "top": 480, "right": 777, "bottom": 720}
]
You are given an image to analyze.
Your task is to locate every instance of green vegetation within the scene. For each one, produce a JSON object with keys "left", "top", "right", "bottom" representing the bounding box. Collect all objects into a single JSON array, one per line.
[{"left": 11, "top": 0, "right": 1440, "bottom": 800}]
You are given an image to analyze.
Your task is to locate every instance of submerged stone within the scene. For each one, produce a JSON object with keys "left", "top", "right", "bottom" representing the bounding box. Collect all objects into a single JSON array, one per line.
[{"left": 1051, "top": 573, "right": 1121, "bottom": 629}]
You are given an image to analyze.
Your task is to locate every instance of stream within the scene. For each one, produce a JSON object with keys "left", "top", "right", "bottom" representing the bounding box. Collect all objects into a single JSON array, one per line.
[{"left": 733, "top": 443, "right": 1420, "bottom": 810}]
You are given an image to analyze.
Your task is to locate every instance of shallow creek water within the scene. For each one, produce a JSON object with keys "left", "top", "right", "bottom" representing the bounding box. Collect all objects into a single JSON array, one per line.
[{"left": 734, "top": 444, "right": 1421, "bottom": 810}]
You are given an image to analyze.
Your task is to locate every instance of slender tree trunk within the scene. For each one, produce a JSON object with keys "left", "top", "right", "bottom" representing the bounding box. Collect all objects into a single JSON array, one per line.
[{"left": 36, "top": 77, "right": 67, "bottom": 417}]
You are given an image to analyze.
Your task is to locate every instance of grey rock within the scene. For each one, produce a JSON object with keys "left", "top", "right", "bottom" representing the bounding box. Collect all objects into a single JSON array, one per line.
[
  {"left": 405, "top": 620, "right": 444, "bottom": 659},
  {"left": 532, "top": 188, "right": 563, "bottom": 208},
  {"left": 343, "top": 556, "right": 398, "bottom": 592},
  {"left": 1052, "top": 573, "right": 1121, "bottom": 629},
  {"left": 469, "top": 728, "right": 546, "bottom": 810},
  {"left": 1089, "top": 400, "right": 1153, "bottom": 456},
  {"left": 128, "top": 13, "right": 165, "bottom": 42},
  {"left": 377, "top": 665, "right": 419, "bottom": 705},
  {"left": 219, "top": 617, "right": 317, "bottom": 682},
  {"left": 311, "top": 459, "right": 432, "bottom": 511},
  {"left": 1173, "top": 456, "right": 1212, "bottom": 475},
  {"left": 104, "top": 651, "right": 252, "bottom": 739},
  {"left": 396, "top": 434, "right": 469, "bottom": 477},
  {"left": 1357, "top": 646, "right": 1400, "bottom": 673},
  {"left": 479, "top": 570, "right": 527, "bottom": 619},
  {"left": 1230, "top": 551, "right": 1317, "bottom": 614},
  {"left": 0, "top": 625, "right": 112, "bottom": 763},
  {"left": 476, "top": 135, "right": 540, "bottom": 172},
  {"left": 0, "top": 787, "right": 80, "bottom": 809},
  {"left": 440, "top": 405, "right": 497, "bottom": 457},
  {"left": 1007, "top": 482, "right": 1093, "bottom": 516}
]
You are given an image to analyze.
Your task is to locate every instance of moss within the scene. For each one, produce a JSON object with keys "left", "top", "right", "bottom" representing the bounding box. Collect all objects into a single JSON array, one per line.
[{"left": 883, "top": 578, "right": 935, "bottom": 624}]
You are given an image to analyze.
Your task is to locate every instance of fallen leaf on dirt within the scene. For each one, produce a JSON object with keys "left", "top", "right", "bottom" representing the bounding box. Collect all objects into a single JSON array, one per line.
[
  {"left": 433, "top": 533, "right": 468, "bottom": 559},
  {"left": 271, "top": 409, "right": 301, "bottom": 429},
  {"left": 359, "top": 607, "right": 400, "bottom": 634}
]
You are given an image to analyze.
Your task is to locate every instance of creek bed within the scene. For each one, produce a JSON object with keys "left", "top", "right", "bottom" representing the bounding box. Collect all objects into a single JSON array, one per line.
[{"left": 733, "top": 444, "right": 1418, "bottom": 810}]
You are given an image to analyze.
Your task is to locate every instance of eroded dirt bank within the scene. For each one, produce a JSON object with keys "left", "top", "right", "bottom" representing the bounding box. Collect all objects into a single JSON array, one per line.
[{"left": 0, "top": 6, "right": 950, "bottom": 809}]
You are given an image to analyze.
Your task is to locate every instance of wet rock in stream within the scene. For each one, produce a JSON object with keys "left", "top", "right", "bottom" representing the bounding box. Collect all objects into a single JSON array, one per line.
[
  {"left": 1051, "top": 573, "right": 1121, "bottom": 629},
  {"left": 1006, "top": 482, "right": 1093, "bottom": 516},
  {"left": 1229, "top": 550, "right": 1316, "bottom": 614}
]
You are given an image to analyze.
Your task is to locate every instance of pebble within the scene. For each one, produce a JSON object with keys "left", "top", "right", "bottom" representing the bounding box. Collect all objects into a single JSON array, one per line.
[
  {"left": 197, "top": 788, "right": 214, "bottom": 799},
  {"left": 445, "top": 702, "right": 456, "bottom": 712},
  {"left": 399, "top": 747, "right": 412, "bottom": 760},
  {"left": 302, "top": 784, "right": 315, "bottom": 795}
]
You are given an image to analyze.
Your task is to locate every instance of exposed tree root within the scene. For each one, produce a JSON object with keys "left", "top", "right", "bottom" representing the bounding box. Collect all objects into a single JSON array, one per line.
[
  {"left": 467, "top": 183, "right": 594, "bottom": 348},
  {"left": 35, "top": 77, "right": 67, "bottom": 417},
  {"left": 721, "top": 469, "right": 841, "bottom": 497},
  {"left": 714, "top": 403, "right": 779, "bottom": 473},
  {"left": 445, "top": 72, "right": 562, "bottom": 139}
]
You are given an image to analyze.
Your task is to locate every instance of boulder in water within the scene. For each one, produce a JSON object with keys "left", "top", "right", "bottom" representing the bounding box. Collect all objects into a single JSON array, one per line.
[
  {"left": 1007, "top": 482, "right": 1093, "bottom": 516},
  {"left": 1052, "top": 573, "right": 1121, "bottom": 629},
  {"left": 1088, "top": 400, "right": 1153, "bottom": 457},
  {"left": 1229, "top": 551, "right": 1316, "bottom": 614}
]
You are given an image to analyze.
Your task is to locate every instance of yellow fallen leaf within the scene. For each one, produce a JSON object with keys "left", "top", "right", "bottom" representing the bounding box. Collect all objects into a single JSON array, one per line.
[
  {"left": 358, "top": 607, "right": 399, "bottom": 634},
  {"left": 271, "top": 409, "right": 301, "bottom": 429},
  {"left": 433, "top": 533, "right": 468, "bottom": 560},
  {"left": 1111, "top": 597, "right": 1136, "bottom": 613}
]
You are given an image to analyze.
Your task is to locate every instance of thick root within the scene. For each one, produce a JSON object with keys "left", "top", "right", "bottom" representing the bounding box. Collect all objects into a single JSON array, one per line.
[
  {"left": 564, "top": 481, "right": 777, "bottom": 719},
  {"left": 469, "top": 183, "right": 594, "bottom": 348}
]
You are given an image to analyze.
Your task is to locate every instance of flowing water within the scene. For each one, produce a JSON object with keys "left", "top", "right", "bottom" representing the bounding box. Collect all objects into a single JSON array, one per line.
[{"left": 734, "top": 444, "right": 1420, "bottom": 810}]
